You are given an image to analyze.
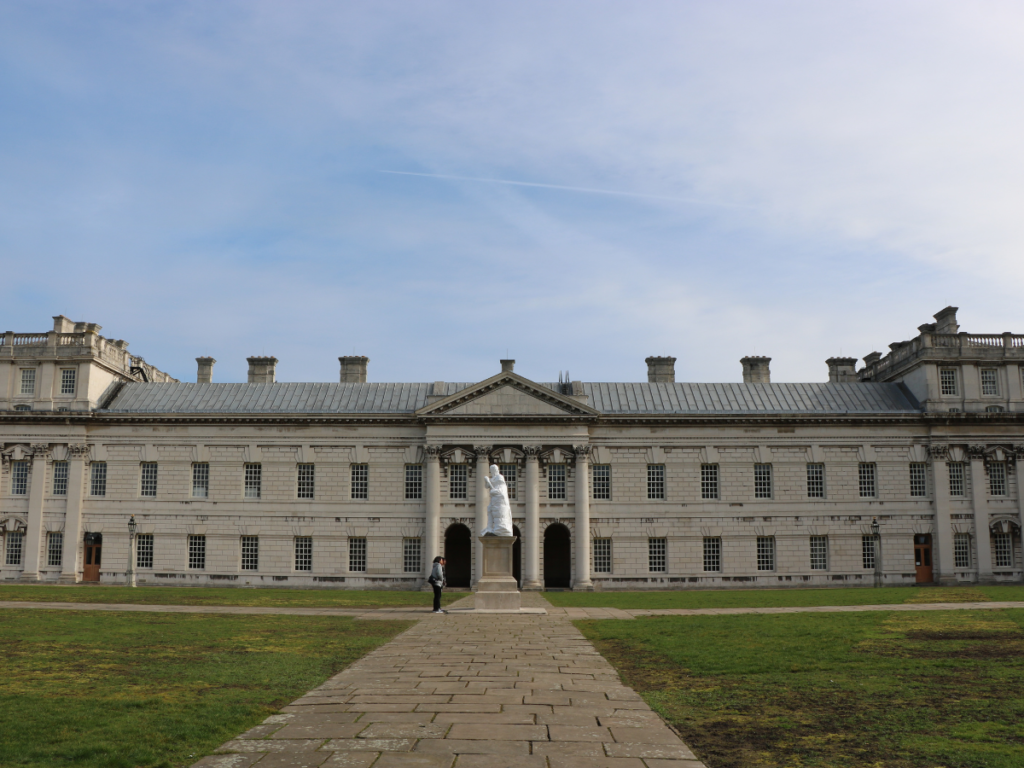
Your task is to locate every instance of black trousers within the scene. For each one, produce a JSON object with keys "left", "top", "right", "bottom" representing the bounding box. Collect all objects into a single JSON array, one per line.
[{"left": 432, "top": 584, "right": 443, "bottom": 612}]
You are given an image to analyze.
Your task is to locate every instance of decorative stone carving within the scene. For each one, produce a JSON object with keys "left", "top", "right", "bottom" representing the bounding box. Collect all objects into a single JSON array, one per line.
[
  {"left": 424, "top": 445, "right": 443, "bottom": 459},
  {"left": 928, "top": 445, "right": 949, "bottom": 460},
  {"left": 523, "top": 446, "right": 541, "bottom": 458},
  {"left": 30, "top": 443, "right": 50, "bottom": 458},
  {"left": 482, "top": 465, "right": 514, "bottom": 537},
  {"left": 574, "top": 445, "right": 591, "bottom": 461},
  {"left": 68, "top": 444, "right": 92, "bottom": 459},
  {"left": 474, "top": 445, "right": 492, "bottom": 458},
  {"left": 967, "top": 445, "right": 986, "bottom": 461}
]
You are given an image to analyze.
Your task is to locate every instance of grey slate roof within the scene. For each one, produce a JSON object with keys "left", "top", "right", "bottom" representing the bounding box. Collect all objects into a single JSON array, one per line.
[{"left": 103, "top": 381, "right": 918, "bottom": 415}]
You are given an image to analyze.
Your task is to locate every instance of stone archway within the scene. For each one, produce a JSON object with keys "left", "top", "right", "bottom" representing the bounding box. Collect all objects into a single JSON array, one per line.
[
  {"left": 444, "top": 523, "right": 472, "bottom": 588},
  {"left": 543, "top": 523, "right": 571, "bottom": 589}
]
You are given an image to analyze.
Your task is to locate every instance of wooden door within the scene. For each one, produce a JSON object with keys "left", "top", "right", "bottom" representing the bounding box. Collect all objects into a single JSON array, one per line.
[
  {"left": 914, "top": 534, "right": 933, "bottom": 583},
  {"left": 83, "top": 533, "right": 102, "bottom": 582},
  {"left": 544, "top": 524, "right": 571, "bottom": 589},
  {"left": 444, "top": 524, "right": 472, "bottom": 588}
]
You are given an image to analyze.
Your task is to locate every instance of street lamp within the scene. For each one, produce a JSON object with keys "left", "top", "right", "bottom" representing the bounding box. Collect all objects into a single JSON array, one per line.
[
  {"left": 871, "top": 517, "right": 882, "bottom": 588},
  {"left": 127, "top": 515, "right": 137, "bottom": 588}
]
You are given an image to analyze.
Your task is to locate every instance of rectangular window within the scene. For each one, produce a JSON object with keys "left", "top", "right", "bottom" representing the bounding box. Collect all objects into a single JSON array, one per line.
[
  {"left": 349, "top": 537, "right": 367, "bottom": 572},
  {"left": 52, "top": 461, "right": 68, "bottom": 496},
  {"left": 994, "top": 532, "right": 1013, "bottom": 568},
  {"left": 404, "top": 464, "right": 422, "bottom": 500},
  {"left": 20, "top": 368, "right": 35, "bottom": 395},
  {"left": 548, "top": 464, "right": 566, "bottom": 500},
  {"left": 703, "top": 537, "right": 722, "bottom": 572},
  {"left": 954, "top": 533, "right": 971, "bottom": 569},
  {"left": 810, "top": 535, "right": 828, "bottom": 570},
  {"left": 701, "top": 464, "right": 720, "bottom": 500},
  {"left": 500, "top": 463, "right": 518, "bottom": 500},
  {"left": 858, "top": 463, "right": 877, "bottom": 498},
  {"left": 648, "top": 538, "right": 667, "bottom": 572},
  {"left": 6, "top": 531, "right": 24, "bottom": 566},
  {"left": 244, "top": 463, "right": 262, "bottom": 499},
  {"left": 351, "top": 463, "right": 368, "bottom": 499},
  {"left": 647, "top": 464, "right": 665, "bottom": 500},
  {"left": 297, "top": 464, "right": 315, "bottom": 499},
  {"left": 140, "top": 463, "right": 158, "bottom": 497},
  {"left": 981, "top": 369, "right": 999, "bottom": 396},
  {"left": 90, "top": 462, "right": 107, "bottom": 496},
  {"left": 192, "top": 463, "right": 209, "bottom": 498},
  {"left": 188, "top": 534, "right": 206, "bottom": 570},
  {"left": 592, "top": 465, "right": 611, "bottom": 500},
  {"left": 989, "top": 462, "right": 1007, "bottom": 496},
  {"left": 448, "top": 464, "right": 467, "bottom": 500},
  {"left": 806, "top": 463, "right": 825, "bottom": 498},
  {"left": 403, "top": 537, "right": 421, "bottom": 573},
  {"left": 295, "top": 537, "right": 312, "bottom": 571},
  {"left": 754, "top": 464, "right": 773, "bottom": 499},
  {"left": 11, "top": 461, "right": 29, "bottom": 496},
  {"left": 862, "top": 535, "right": 876, "bottom": 569},
  {"left": 757, "top": 536, "right": 775, "bottom": 571},
  {"left": 60, "top": 369, "right": 76, "bottom": 395},
  {"left": 47, "top": 531, "right": 63, "bottom": 567},
  {"left": 241, "top": 536, "right": 259, "bottom": 570},
  {"left": 136, "top": 533, "right": 153, "bottom": 569},
  {"left": 593, "top": 538, "right": 611, "bottom": 573},
  {"left": 940, "top": 368, "right": 958, "bottom": 396},
  {"left": 948, "top": 462, "right": 965, "bottom": 497},
  {"left": 909, "top": 463, "right": 927, "bottom": 497}
]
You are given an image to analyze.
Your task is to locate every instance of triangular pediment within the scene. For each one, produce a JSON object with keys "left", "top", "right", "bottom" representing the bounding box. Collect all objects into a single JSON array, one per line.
[{"left": 416, "top": 373, "right": 598, "bottom": 417}]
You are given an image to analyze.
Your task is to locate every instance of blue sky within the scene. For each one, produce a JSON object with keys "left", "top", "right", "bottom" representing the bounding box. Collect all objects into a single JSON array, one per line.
[{"left": 1, "top": 1, "right": 1022, "bottom": 385}]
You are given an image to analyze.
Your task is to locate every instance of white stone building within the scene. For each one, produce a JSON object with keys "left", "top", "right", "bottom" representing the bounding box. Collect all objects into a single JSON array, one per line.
[{"left": 1, "top": 307, "right": 1022, "bottom": 590}]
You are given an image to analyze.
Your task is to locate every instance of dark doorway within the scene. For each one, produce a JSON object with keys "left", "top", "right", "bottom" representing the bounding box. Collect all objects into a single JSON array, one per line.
[
  {"left": 512, "top": 525, "right": 522, "bottom": 588},
  {"left": 83, "top": 532, "right": 102, "bottom": 583},
  {"left": 914, "top": 534, "right": 933, "bottom": 583},
  {"left": 544, "top": 523, "right": 571, "bottom": 589},
  {"left": 444, "top": 524, "right": 472, "bottom": 588}
]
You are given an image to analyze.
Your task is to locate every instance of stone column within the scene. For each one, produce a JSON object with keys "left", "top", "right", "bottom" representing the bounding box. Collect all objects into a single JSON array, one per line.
[
  {"left": 474, "top": 446, "right": 491, "bottom": 586},
  {"left": 1015, "top": 446, "right": 1024, "bottom": 579},
  {"left": 523, "top": 447, "right": 542, "bottom": 590},
  {"left": 929, "top": 446, "right": 957, "bottom": 585},
  {"left": 21, "top": 444, "right": 50, "bottom": 581},
  {"left": 60, "top": 445, "right": 90, "bottom": 584},
  {"left": 970, "top": 446, "right": 994, "bottom": 582},
  {"left": 573, "top": 445, "right": 594, "bottom": 591},
  {"left": 423, "top": 447, "right": 442, "bottom": 583}
]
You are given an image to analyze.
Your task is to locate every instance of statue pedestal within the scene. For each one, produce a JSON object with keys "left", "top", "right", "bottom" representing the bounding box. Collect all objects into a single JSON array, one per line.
[{"left": 474, "top": 535, "right": 521, "bottom": 611}]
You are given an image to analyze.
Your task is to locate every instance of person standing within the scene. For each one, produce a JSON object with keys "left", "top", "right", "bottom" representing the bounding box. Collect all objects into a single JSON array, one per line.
[{"left": 429, "top": 556, "right": 447, "bottom": 613}]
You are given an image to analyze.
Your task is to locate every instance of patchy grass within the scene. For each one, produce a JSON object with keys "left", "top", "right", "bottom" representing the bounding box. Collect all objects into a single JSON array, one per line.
[
  {"left": 577, "top": 609, "right": 1024, "bottom": 768},
  {"left": 0, "top": 583, "right": 460, "bottom": 608},
  {"left": 545, "top": 584, "right": 1024, "bottom": 610},
  {"left": 0, "top": 608, "right": 410, "bottom": 768}
]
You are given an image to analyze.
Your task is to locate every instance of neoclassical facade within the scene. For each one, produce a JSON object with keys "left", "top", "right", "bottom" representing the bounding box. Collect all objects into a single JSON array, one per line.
[{"left": 1, "top": 307, "right": 1022, "bottom": 590}]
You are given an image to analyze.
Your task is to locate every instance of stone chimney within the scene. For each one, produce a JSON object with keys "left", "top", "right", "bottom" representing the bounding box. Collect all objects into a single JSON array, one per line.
[
  {"left": 934, "top": 306, "right": 959, "bottom": 334},
  {"left": 52, "top": 315, "right": 76, "bottom": 333},
  {"left": 826, "top": 357, "right": 858, "bottom": 383},
  {"left": 740, "top": 356, "right": 771, "bottom": 384},
  {"left": 645, "top": 356, "right": 676, "bottom": 383},
  {"left": 500, "top": 359, "right": 515, "bottom": 373},
  {"left": 247, "top": 356, "right": 277, "bottom": 383},
  {"left": 339, "top": 356, "right": 369, "bottom": 383},
  {"left": 863, "top": 351, "right": 883, "bottom": 367},
  {"left": 196, "top": 357, "right": 216, "bottom": 384}
]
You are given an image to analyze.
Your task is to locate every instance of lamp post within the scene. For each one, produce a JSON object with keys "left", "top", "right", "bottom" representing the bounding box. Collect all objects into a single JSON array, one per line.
[
  {"left": 127, "top": 515, "right": 137, "bottom": 588},
  {"left": 871, "top": 517, "right": 882, "bottom": 588}
]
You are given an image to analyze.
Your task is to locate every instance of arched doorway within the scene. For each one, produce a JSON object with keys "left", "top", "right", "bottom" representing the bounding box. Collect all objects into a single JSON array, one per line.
[
  {"left": 444, "top": 524, "right": 472, "bottom": 588},
  {"left": 512, "top": 525, "right": 522, "bottom": 588},
  {"left": 544, "top": 523, "right": 571, "bottom": 589}
]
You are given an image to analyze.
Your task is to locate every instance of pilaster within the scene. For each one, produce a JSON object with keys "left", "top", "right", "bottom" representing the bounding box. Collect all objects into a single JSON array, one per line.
[
  {"left": 21, "top": 444, "right": 49, "bottom": 581},
  {"left": 60, "top": 444, "right": 90, "bottom": 584},
  {"left": 423, "top": 447, "right": 441, "bottom": 584},
  {"left": 929, "top": 445, "right": 957, "bottom": 584},
  {"left": 522, "top": 447, "right": 542, "bottom": 590},
  {"left": 473, "top": 446, "right": 491, "bottom": 586},
  {"left": 573, "top": 445, "right": 593, "bottom": 590},
  {"left": 970, "top": 446, "right": 994, "bottom": 582}
]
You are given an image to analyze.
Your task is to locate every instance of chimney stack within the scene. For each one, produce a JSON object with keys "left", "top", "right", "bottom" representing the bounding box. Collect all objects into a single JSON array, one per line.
[
  {"left": 646, "top": 356, "right": 676, "bottom": 383},
  {"left": 933, "top": 306, "right": 959, "bottom": 334},
  {"left": 500, "top": 359, "right": 515, "bottom": 373},
  {"left": 196, "top": 357, "right": 216, "bottom": 384},
  {"left": 339, "top": 356, "right": 369, "bottom": 383},
  {"left": 826, "top": 357, "right": 858, "bottom": 383},
  {"left": 247, "top": 356, "right": 277, "bottom": 383},
  {"left": 740, "top": 356, "right": 771, "bottom": 384}
]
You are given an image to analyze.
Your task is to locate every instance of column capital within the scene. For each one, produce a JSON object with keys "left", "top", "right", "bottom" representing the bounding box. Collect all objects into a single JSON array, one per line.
[
  {"left": 523, "top": 446, "right": 542, "bottom": 458},
  {"left": 67, "top": 444, "right": 91, "bottom": 460},
  {"left": 425, "top": 445, "right": 443, "bottom": 460},
  {"left": 573, "top": 445, "right": 591, "bottom": 461},
  {"left": 928, "top": 445, "right": 949, "bottom": 460},
  {"left": 967, "top": 445, "right": 986, "bottom": 461},
  {"left": 1013, "top": 445, "right": 1024, "bottom": 462},
  {"left": 474, "top": 445, "right": 492, "bottom": 459},
  {"left": 30, "top": 444, "right": 50, "bottom": 458}
]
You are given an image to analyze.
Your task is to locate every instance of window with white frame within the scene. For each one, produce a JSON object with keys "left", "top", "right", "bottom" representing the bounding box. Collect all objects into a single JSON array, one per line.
[
  {"left": 20, "top": 368, "right": 35, "bottom": 395},
  {"left": 136, "top": 533, "right": 153, "bottom": 569},
  {"left": 994, "top": 532, "right": 1013, "bottom": 568},
  {"left": 297, "top": 464, "right": 315, "bottom": 499},
  {"left": 703, "top": 537, "right": 722, "bottom": 572},
  {"left": 981, "top": 369, "right": 999, "bottom": 396},
  {"left": 60, "top": 369, "right": 76, "bottom": 395},
  {"left": 806, "top": 463, "right": 825, "bottom": 498},
  {"left": 592, "top": 465, "right": 611, "bottom": 500},
  {"left": 403, "top": 537, "right": 421, "bottom": 573},
  {"left": 862, "top": 535, "right": 876, "bottom": 569},
  {"left": 593, "top": 538, "right": 611, "bottom": 573},
  {"left": 859, "top": 463, "right": 877, "bottom": 498},
  {"left": 448, "top": 464, "right": 467, "bottom": 499},
  {"left": 47, "top": 531, "right": 63, "bottom": 567},
  {"left": 6, "top": 531, "right": 24, "bottom": 566},
  {"left": 648, "top": 538, "right": 667, "bottom": 572},
  {"left": 948, "top": 462, "right": 965, "bottom": 497},
  {"left": 909, "top": 463, "right": 927, "bottom": 497},
  {"left": 940, "top": 368, "right": 958, "bottom": 396},
  {"left": 140, "top": 463, "right": 158, "bottom": 497},
  {"left": 188, "top": 534, "right": 206, "bottom": 569},
  {"left": 192, "top": 463, "right": 209, "bottom": 498},
  {"left": 954, "top": 533, "right": 971, "bottom": 569},
  {"left": 349, "top": 537, "right": 367, "bottom": 572},
  {"left": 11, "top": 461, "right": 29, "bottom": 496},
  {"left": 500, "top": 463, "right": 518, "bottom": 500},
  {"left": 756, "top": 536, "right": 775, "bottom": 571},
  {"left": 241, "top": 536, "right": 259, "bottom": 570},
  {"left": 548, "top": 464, "right": 566, "bottom": 499},
  {"left": 404, "top": 464, "right": 422, "bottom": 500},
  {"left": 52, "top": 461, "right": 68, "bottom": 496},
  {"left": 754, "top": 464, "right": 773, "bottom": 499},
  {"left": 810, "top": 535, "right": 828, "bottom": 570},
  {"left": 989, "top": 462, "right": 1007, "bottom": 496},
  {"left": 701, "top": 464, "right": 719, "bottom": 500},
  {"left": 647, "top": 464, "right": 665, "bottom": 500},
  {"left": 351, "top": 463, "right": 369, "bottom": 499},
  {"left": 244, "top": 463, "right": 262, "bottom": 499},
  {"left": 90, "top": 462, "right": 107, "bottom": 496},
  {"left": 295, "top": 537, "right": 312, "bottom": 571}
]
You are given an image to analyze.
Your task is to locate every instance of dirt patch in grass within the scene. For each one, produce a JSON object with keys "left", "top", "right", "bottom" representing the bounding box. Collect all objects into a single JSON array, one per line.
[{"left": 904, "top": 587, "right": 991, "bottom": 603}]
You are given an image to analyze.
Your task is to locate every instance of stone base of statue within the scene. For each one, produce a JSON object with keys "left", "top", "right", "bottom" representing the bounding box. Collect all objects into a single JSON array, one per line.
[{"left": 475, "top": 535, "right": 521, "bottom": 611}]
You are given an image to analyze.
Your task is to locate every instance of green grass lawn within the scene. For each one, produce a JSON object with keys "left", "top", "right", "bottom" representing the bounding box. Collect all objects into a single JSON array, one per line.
[
  {"left": 545, "top": 584, "right": 1024, "bottom": 609},
  {"left": 0, "top": 583, "right": 461, "bottom": 608},
  {"left": 578, "top": 608, "right": 1024, "bottom": 768},
  {"left": 0, "top": 608, "right": 410, "bottom": 768}
]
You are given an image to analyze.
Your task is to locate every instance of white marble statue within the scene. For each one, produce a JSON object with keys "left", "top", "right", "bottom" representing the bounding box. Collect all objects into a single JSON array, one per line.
[{"left": 482, "top": 464, "right": 514, "bottom": 537}]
